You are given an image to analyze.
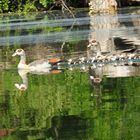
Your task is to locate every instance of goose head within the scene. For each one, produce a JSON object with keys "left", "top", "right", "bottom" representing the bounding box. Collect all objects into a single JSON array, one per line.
[
  {"left": 12, "top": 49, "right": 25, "bottom": 57},
  {"left": 12, "top": 49, "right": 29, "bottom": 69}
]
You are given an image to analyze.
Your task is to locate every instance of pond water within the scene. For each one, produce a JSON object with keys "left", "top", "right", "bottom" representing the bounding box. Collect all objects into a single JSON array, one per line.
[{"left": 0, "top": 7, "right": 140, "bottom": 140}]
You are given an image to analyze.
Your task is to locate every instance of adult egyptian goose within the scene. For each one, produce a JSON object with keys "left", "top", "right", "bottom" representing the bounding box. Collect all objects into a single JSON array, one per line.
[{"left": 12, "top": 49, "right": 61, "bottom": 73}]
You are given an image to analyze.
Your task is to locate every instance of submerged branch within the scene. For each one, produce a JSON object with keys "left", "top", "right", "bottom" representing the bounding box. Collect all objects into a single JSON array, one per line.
[
  {"left": 60, "top": 0, "right": 75, "bottom": 18},
  {"left": 59, "top": 0, "right": 76, "bottom": 52}
]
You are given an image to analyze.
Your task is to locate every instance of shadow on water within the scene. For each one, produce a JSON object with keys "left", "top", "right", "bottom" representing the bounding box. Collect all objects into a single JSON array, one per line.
[{"left": 0, "top": 7, "right": 140, "bottom": 140}]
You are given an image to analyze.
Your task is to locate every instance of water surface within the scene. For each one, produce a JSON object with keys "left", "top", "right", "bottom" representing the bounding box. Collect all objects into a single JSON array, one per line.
[{"left": 0, "top": 7, "right": 140, "bottom": 140}]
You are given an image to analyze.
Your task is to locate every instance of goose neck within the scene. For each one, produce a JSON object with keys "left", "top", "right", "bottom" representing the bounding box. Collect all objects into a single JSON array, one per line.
[
  {"left": 19, "top": 54, "right": 26, "bottom": 64},
  {"left": 18, "top": 54, "right": 29, "bottom": 69}
]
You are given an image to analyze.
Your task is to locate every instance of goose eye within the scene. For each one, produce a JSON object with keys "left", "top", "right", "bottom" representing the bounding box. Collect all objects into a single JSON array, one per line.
[
  {"left": 17, "top": 49, "right": 22, "bottom": 52},
  {"left": 92, "top": 40, "right": 96, "bottom": 43}
]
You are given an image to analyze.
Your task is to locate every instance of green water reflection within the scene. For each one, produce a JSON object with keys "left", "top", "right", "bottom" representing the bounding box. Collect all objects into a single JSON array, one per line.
[{"left": 0, "top": 68, "right": 140, "bottom": 140}]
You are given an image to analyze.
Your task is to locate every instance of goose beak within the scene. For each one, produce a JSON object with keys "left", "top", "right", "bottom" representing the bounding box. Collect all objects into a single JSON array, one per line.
[{"left": 12, "top": 52, "right": 17, "bottom": 57}]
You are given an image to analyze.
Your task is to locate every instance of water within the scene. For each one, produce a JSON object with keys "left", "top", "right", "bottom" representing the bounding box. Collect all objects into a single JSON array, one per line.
[{"left": 0, "top": 7, "right": 140, "bottom": 140}]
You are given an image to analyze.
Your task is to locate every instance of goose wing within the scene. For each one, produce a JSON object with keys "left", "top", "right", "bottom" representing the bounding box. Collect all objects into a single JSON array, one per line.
[
  {"left": 29, "top": 59, "right": 49, "bottom": 66},
  {"left": 29, "top": 59, "right": 51, "bottom": 68}
]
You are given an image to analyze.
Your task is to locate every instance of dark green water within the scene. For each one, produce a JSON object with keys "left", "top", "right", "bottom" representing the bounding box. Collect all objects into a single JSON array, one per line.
[{"left": 0, "top": 7, "right": 140, "bottom": 140}]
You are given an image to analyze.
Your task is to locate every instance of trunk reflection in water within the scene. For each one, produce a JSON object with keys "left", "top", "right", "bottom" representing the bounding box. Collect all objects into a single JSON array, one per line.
[{"left": 0, "top": 7, "right": 140, "bottom": 140}]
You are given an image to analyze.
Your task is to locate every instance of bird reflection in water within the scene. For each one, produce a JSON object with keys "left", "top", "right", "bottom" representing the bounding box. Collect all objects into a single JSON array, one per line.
[
  {"left": 15, "top": 69, "right": 28, "bottom": 91},
  {"left": 89, "top": 66, "right": 103, "bottom": 105},
  {"left": 14, "top": 69, "right": 62, "bottom": 91}
]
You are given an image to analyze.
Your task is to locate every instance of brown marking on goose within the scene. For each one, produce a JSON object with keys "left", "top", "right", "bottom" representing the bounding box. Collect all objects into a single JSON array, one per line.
[
  {"left": 50, "top": 70, "right": 62, "bottom": 74},
  {"left": 48, "top": 58, "right": 61, "bottom": 64}
]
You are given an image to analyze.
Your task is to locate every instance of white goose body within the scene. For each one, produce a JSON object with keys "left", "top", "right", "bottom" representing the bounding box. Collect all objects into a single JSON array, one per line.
[
  {"left": 29, "top": 60, "right": 52, "bottom": 73},
  {"left": 12, "top": 49, "right": 56, "bottom": 73}
]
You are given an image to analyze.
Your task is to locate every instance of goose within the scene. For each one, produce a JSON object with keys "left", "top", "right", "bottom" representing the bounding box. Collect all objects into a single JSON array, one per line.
[{"left": 12, "top": 49, "right": 61, "bottom": 73}]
